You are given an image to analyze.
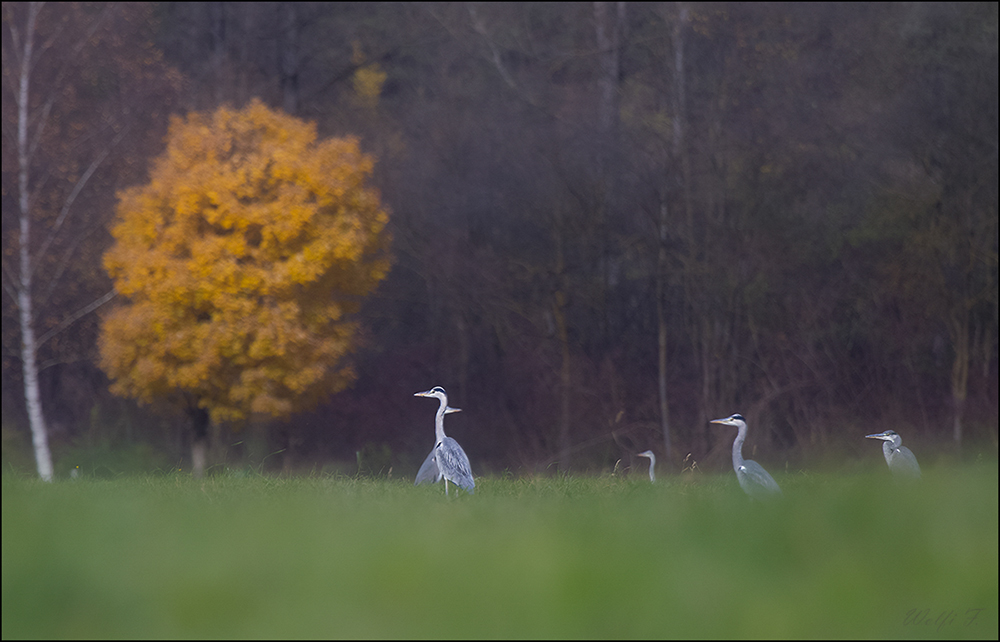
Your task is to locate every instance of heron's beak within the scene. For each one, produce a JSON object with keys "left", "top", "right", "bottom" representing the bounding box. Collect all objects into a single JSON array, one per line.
[
  {"left": 865, "top": 433, "right": 889, "bottom": 441},
  {"left": 414, "top": 390, "right": 433, "bottom": 397},
  {"left": 709, "top": 418, "right": 733, "bottom": 426},
  {"left": 445, "top": 406, "right": 462, "bottom": 414}
]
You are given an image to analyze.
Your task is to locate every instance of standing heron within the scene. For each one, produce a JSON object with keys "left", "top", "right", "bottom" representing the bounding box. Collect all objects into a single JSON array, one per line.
[
  {"left": 414, "top": 406, "right": 460, "bottom": 485},
  {"left": 865, "top": 430, "right": 920, "bottom": 479},
  {"left": 637, "top": 450, "right": 656, "bottom": 482},
  {"left": 414, "top": 387, "right": 475, "bottom": 494},
  {"left": 710, "top": 413, "right": 782, "bottom": 500}
]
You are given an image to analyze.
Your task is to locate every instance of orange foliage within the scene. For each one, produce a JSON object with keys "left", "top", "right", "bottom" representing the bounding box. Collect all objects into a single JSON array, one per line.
[{"left": 100, "top": 99, "right": 392, "bottom": 423}]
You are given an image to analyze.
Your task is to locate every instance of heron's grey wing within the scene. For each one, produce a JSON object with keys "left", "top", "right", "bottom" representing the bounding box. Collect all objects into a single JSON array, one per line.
[
  {"left": 414, "top": 448, "right": 440, "bottom": 485},
  {"left": 738, "top": 460, "right": 782, "bottom": 499},
  {"left": 438, "top": 437, "right": 475, "bottom": 493},
  {"left": 889, "top": 446, "right": 921, "bottom": 479}
]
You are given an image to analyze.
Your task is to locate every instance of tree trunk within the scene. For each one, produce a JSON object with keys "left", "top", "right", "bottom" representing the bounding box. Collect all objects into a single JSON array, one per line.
[
  {"left": 657, "top": 201, "right": 673, "bottom": 465},
  {"left": 672, "top": 3, "right": 699, "bottom": 452},
  {"left": 187, "top": 405, "right": 211, "bottom": 479},
  {"left": 19, "top": 294, "right": 52, "bottom": 482},
  {"left": 556, "top": 298, "right": 572, "bottom": 473},
  {"left": 949, "top": 310, "right": 970, "bottom": 447},
  {"left": 672, "top": 3, "right": 692, "bottom": 235},
  {"left": 456, "top": 311, "right": 470, "bottom": 407},
  {"left": 553, "top": 215, "right": 573, "bottom": 472},
  {"left": 593, "top": 2, "right": 625, "bottom": 347},
  {"left": 593, "top": 1, "right": 624, "bottom": 136},
  {"left": 9, "top": 3, "right": 127, "bottom": 481},
  {"left": 209, "top": 2, "right": 227, "bottom": 106},
  {"left": 280, "top": 2, "right": 300, "bottom": 115},
  {"left": 14, "top": 3, "right": 54, "bottom": 482}
]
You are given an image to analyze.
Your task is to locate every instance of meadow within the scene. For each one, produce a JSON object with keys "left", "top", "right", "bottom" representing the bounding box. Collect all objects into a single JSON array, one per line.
[{"left": 2, "top": 464, "right": 997, "bottom": 639}]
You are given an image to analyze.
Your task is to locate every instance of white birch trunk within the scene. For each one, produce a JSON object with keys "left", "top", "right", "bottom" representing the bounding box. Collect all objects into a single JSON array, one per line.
[
  {"left": 7, "top": 4, "right": 122, "bottom": 480},
  {"left": 19, "top": 291, "right": 53, "bottom": 482},
  {"left": 14, "top": 3, "right": 54, "bottom": 481}
]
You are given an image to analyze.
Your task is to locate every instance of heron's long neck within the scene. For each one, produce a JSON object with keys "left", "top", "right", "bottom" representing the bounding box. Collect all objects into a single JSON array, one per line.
[
  {"left": 732, "top": 423, "right": 747, "bottom": 471},
  {"left": 882, "top": 439, "right": 895, "bottom": 464},
  {"left": 648, "top": 456, "right": 656, "bottom": 482},
  {"left": 434, "top": 399, "right": 448, "bottom": 443}
]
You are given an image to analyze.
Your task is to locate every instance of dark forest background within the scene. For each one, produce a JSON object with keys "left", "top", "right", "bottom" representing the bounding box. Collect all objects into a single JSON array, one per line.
[{"left": 3, "top": 2, "right": 997, "bottom": 478}]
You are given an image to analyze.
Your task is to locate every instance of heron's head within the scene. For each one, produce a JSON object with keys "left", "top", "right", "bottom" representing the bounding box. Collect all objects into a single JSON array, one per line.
[
  {"left": 637, "top": 450, "right": 654, "bottom": 459},
  {"left": 710, "top": 413, "right": 746, "bottom": 428},
  {"left": 415, "top": 386, "right": 448, "bottom": 401},
  {"left": 865, "top": 430, "right": 898, "bottom": 442}
]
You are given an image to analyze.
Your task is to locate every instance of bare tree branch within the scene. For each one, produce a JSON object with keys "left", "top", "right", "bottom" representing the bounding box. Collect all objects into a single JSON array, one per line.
[
  {"left": 36, "top": 289, "right": 117, "bottom": 349},
  {"left": 467, "top": 5, "right": 517, "bottom": 91},
  {"left": 24, "top": 4, "right": 113, "bottom": 172},
  {"left": 0, "top": 258, "right": 19, "bottom": 301},
  {"left": 34, "top": 122, "right": 131, "bottom": 280}
]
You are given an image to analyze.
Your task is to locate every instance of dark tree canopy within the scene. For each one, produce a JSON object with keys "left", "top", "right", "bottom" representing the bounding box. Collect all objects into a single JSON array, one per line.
[{"left": 3, "top": 2, "right": 996, "bottom": 477}]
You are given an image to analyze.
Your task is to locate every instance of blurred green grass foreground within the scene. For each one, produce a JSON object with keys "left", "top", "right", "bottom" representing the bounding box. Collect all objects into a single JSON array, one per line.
[{"left": 3, "top": 465, "right": 997, "bottom": 639}]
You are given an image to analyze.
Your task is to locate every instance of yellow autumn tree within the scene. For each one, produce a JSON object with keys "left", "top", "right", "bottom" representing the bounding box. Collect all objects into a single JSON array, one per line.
[{"left": 100, "top": 99, "right": 391, "bottom": 475}]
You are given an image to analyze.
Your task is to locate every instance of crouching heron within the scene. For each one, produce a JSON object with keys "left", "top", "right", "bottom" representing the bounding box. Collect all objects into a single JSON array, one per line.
[{"left": 865, "top": 430, "right": 920, "bottom": 479}]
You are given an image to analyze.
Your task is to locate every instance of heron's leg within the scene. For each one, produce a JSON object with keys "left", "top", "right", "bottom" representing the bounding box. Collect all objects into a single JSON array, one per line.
[{"left": 444, "top": 478, "right": 450, "bottom": 496}]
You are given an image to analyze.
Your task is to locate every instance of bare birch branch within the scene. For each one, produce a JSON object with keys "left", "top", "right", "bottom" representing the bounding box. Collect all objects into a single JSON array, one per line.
[{"left": 36, "top": 289, "right": 117, "bottom": 349}]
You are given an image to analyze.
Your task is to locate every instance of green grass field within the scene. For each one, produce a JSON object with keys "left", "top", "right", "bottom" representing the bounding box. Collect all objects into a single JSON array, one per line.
[{"left": 3, "top": 465, "right": 997, "bottom": 639}]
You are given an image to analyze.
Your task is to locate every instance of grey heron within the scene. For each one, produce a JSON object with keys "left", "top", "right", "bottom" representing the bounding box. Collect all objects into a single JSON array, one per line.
[
  {"left": 637, "top": 450, "right": 656, "bottom": 482},
  {"left": 414, "top": 406, "right": 460, "bottom": 485},
  {"left": 865, "top": 430, "right": 921, "bottom": 479},
  {"left": 710, "top": 413, "right": 782, "bottom": 500},
  {"left": 414, "top": 387, "right": 475, "bottom": 494}
]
